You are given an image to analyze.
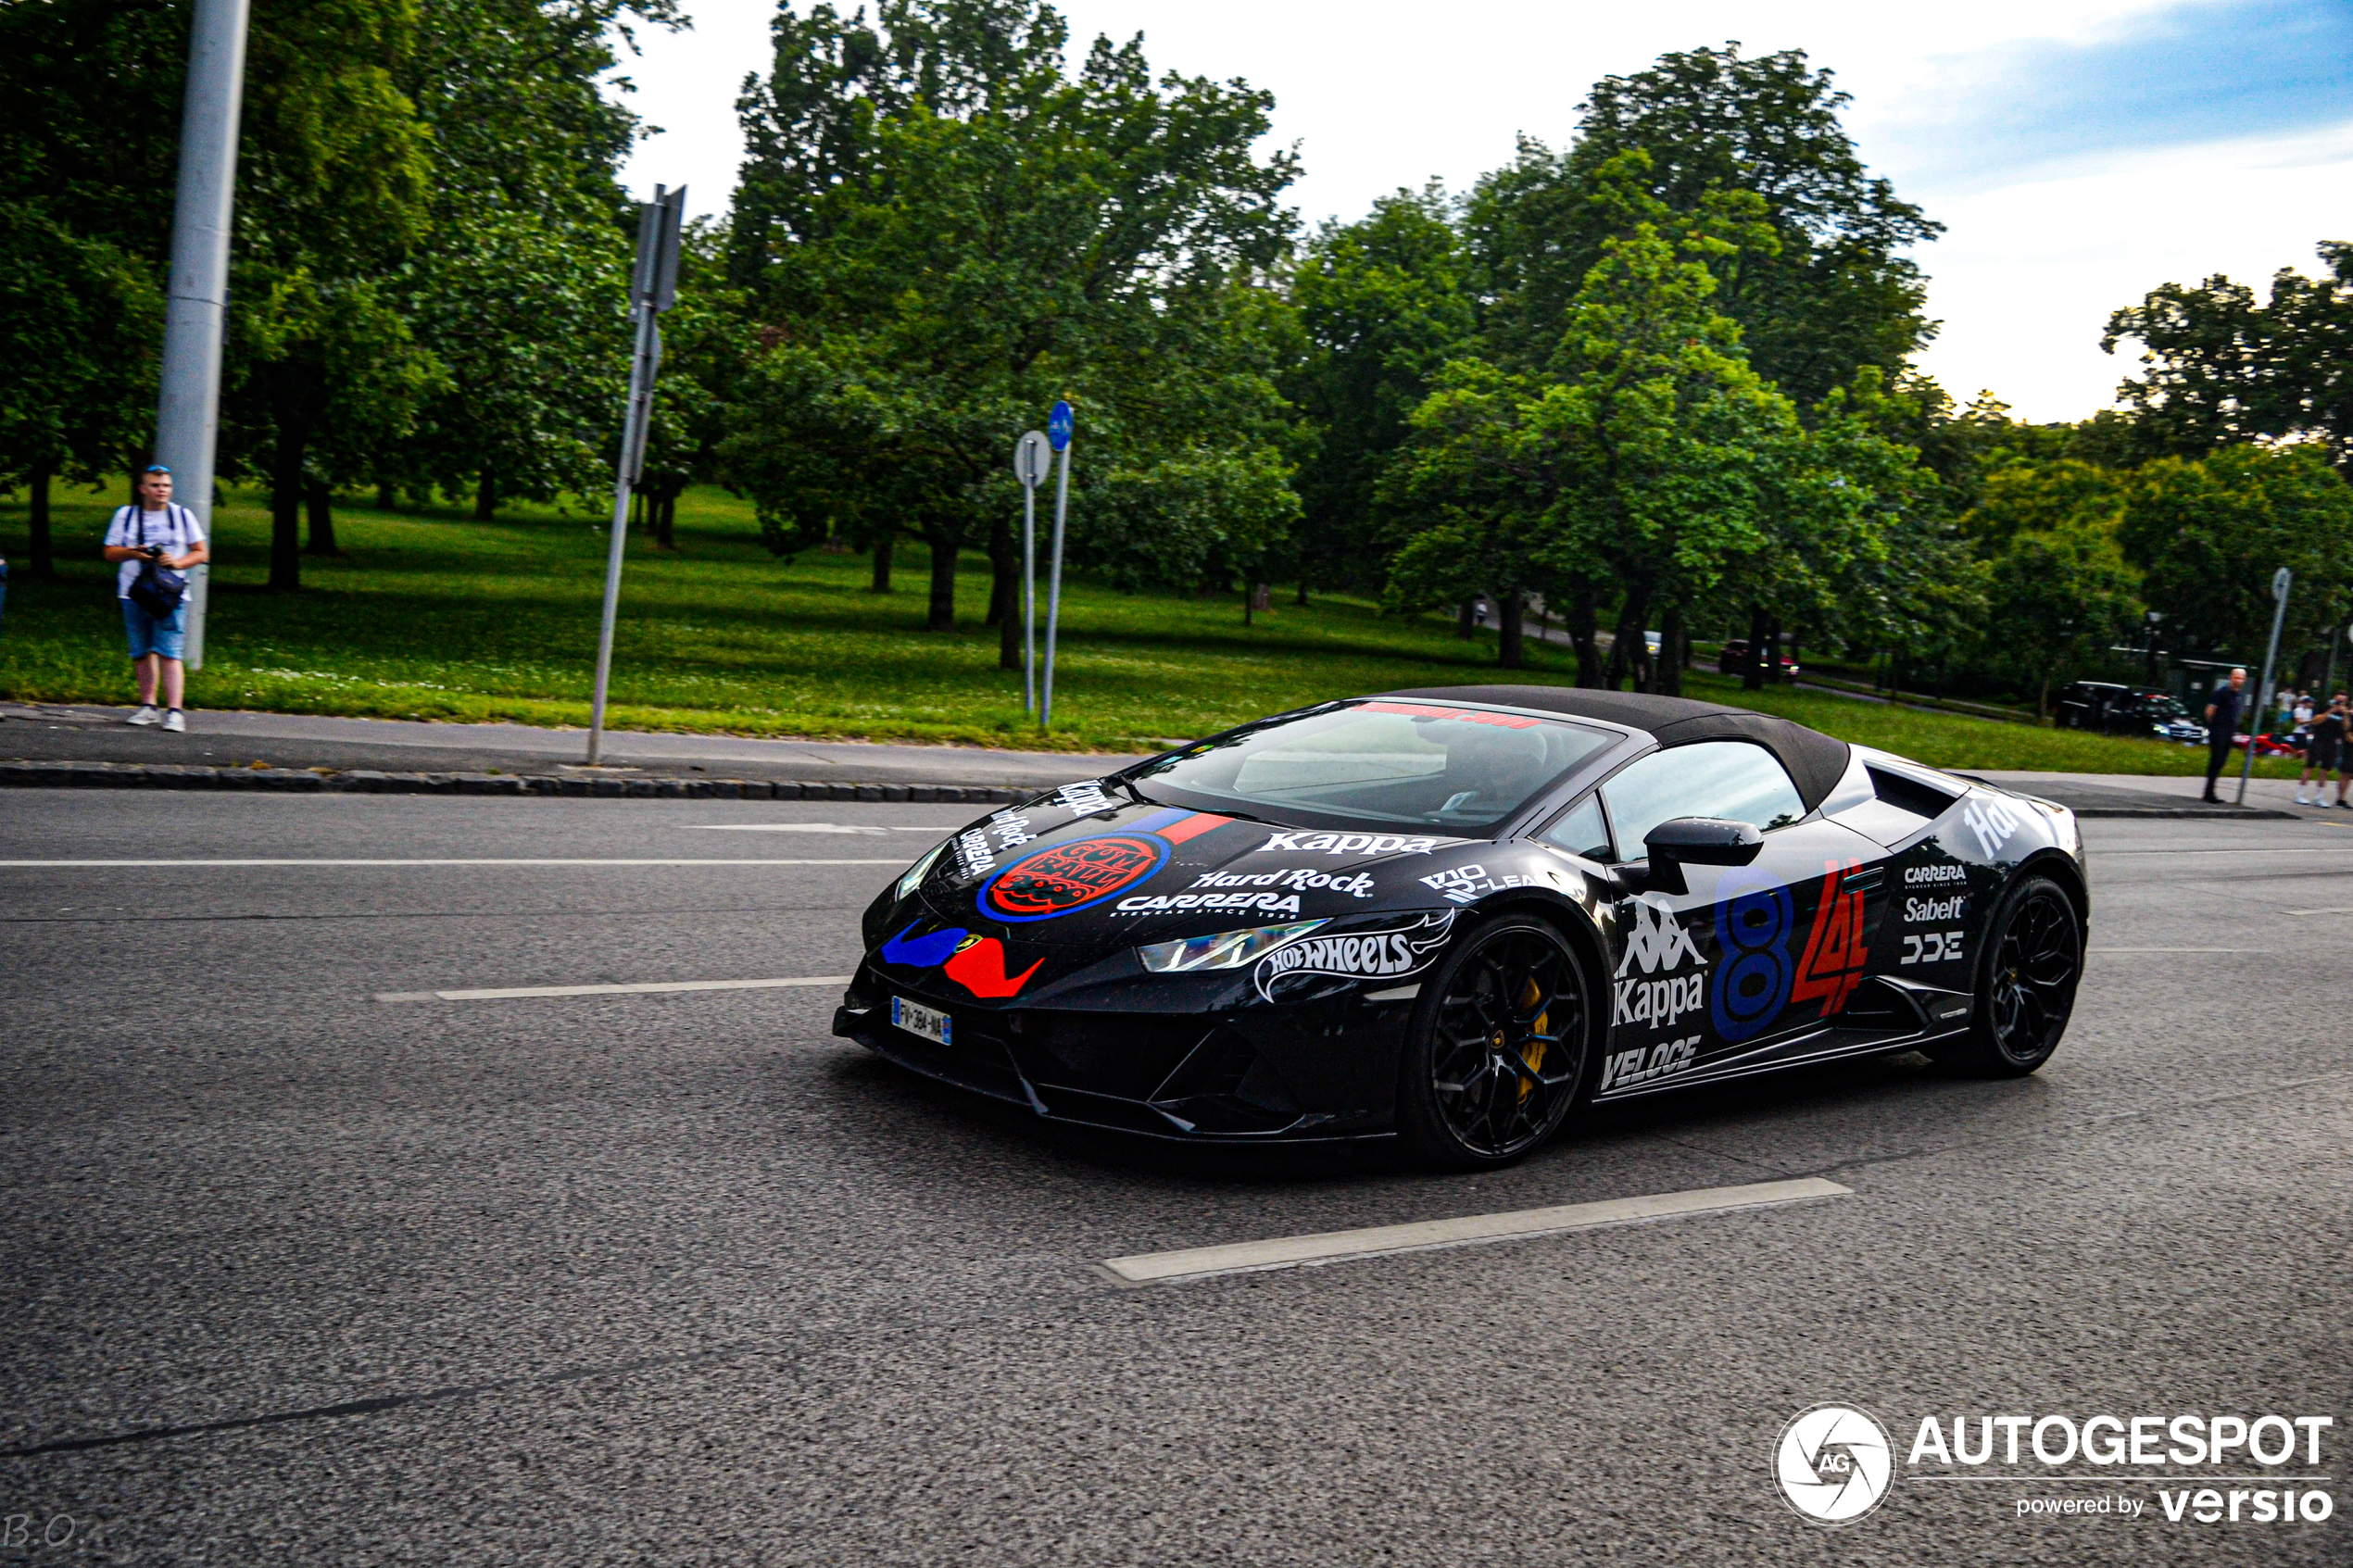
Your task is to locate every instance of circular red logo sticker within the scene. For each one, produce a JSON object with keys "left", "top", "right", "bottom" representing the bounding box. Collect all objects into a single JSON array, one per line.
[{"left": 980, "top": 834, "right": 1169, "bottom": 922}]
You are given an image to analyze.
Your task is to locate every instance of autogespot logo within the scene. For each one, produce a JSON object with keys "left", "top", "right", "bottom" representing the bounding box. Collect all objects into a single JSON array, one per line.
[{"left": 1776, "top": 1403, "right": 1896, "bottom": 1524}]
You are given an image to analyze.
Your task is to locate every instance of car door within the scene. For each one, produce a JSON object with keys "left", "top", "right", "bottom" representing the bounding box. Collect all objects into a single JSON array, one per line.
[{"left": 1548, "top": 740, "right": 1890, "bottom": 1093}]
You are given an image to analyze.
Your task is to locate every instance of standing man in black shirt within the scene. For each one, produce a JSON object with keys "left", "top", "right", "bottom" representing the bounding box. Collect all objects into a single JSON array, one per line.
[
  {"left": 2203, "top": 667, "right": 2248, "bottom": 802},
  {"left": 2299, "top": 693, "right": 2350, "bottom": 809}
]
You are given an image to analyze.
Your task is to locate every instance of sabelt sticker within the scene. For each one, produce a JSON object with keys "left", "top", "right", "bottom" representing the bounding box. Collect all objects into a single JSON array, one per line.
[
  {"left": 1252, "top": 911, "right": 1455, "bottom": 1001},
  {"left": 980, "top": 834, "right": 1170, "bottom": 922}
]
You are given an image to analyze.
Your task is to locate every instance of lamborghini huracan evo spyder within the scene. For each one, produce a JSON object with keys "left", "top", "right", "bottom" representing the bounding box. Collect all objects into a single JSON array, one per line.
[{"left": 833, "top": 686, "right": 2090, "bottom": 1168}]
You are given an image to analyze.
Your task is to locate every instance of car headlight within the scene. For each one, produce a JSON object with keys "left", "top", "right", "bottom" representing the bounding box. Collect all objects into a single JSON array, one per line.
[
  {"left": 1136, "top": 920, "right": 1327, "bottom": 974},
  {"left": 896, "top": 841, "right": 947, "bottom": 902}
]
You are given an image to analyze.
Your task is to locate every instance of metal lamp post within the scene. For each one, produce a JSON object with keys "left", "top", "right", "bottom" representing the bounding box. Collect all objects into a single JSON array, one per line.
[
  {"left": 1013, "top": 430, "right": 1050, "bottom": 712},
  {"left": 585, "top": 184, "right": 686, "bottom": 766},
  {"left": 2237, "top": 566, "right": 2292, "bottom": 805},
  {"left": 1039, "top": 400, "right": 1073, "bottom": 730}
]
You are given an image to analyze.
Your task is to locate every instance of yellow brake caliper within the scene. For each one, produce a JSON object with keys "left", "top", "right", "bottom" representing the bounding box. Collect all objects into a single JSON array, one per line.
[{"left": 1516, "top": 974, "right": 1548, "bottom": 1102}]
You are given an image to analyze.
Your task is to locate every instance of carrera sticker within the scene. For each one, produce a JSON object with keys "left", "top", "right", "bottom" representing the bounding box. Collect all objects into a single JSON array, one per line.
[
  {"left": 1252, "top": 912, "right": 1455, "bottom": 1001},
  {"left": 981, "top": 834, "right": 1169, "bottom": 922},
  {"left": 1189, "top": 868, "right": 1376, "bottom": 898},
  {"left": 1713, "top": 867, "right": 1795, "bottom": 1044},
  {"left": 952, "top": 829, "right": 995, "bottom": 881},
  {"left": 1962, "top": 796, "right": 2022, "bottom": 859},
  {"left": 1791, "top": 860, "right": 1870, "bottom": 1020},
  {"left": 1903, "top": 863, "right": 1967, "bottom": 886},
  {"left": 1259, "top": 831, "right": 1450, "bottom": 857},
  {"left": 1115, "top": 891, "right": 1303, "bottom": 917},
  {"left": 1599, "top": 1034, "right": 1697, "bottom": 1093},
  {"left": 877, "top": 922, "right": 1044, "bottom": 999},
  {"left": 1903, "top": 893, "right": 1965, "bottom": 923}
]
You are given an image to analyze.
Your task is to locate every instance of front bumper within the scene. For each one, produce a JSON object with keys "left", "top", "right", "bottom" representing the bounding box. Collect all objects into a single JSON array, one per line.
[{"left": 831, "top": 964, "right": 1414, "bottom": 1143}]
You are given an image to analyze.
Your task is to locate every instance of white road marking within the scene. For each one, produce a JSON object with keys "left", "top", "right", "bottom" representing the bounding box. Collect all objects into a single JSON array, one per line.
[
  {"left": 0, "top": 859, "right": 906, "bottom": 868},
  {"left": 2090, "top": 947, "right": 2270, "bottom": 953},
  {"left": 376, "top": 975, "right": 854, "bottom": 1002},
  {"left": 682, "top": 823, "right": 943, "bottom": 834},
  {"left": 1100, "top": 1177, "right": 1851, "bottom": 1286},
  {"left": 2285, "top": 907, "right": 2353, "bottom": 916}
]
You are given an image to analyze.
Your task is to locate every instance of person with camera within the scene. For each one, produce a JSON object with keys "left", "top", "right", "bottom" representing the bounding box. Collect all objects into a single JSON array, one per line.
[{"left": 102, "top": 465, "right": 208, "bottom": 733}]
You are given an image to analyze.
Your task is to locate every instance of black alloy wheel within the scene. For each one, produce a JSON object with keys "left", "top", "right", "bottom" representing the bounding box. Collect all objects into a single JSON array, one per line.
[
  {"left": 1936, "top": 872, "right": 2082, "bottom": 1077},
  {"left": 1395, "top": 914, "right": 1591, "bottom": 1168}
]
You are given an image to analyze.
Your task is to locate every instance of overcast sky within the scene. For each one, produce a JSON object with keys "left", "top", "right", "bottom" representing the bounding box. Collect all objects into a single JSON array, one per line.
[{"left": 612, "top": 0, "right": 2353, "bottom": 422}]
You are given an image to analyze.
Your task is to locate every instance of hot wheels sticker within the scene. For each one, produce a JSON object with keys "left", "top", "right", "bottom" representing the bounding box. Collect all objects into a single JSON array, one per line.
[{"left": 1252, "top": 911, "right": 1454, "bottom": 1001}]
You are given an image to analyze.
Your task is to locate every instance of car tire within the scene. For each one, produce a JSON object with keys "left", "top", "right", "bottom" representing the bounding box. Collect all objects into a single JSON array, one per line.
[
  {"left": 1393, "top": 912, "right": 1593, "bottom": 1169},
  {"left": 1930, "top": 872, "right": 2082, "bottom": 1077}
]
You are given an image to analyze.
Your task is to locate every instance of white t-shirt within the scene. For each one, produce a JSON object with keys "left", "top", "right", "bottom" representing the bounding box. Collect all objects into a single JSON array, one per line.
[{"left": 104, "top": 505, "right": 206, "bottom": 599}]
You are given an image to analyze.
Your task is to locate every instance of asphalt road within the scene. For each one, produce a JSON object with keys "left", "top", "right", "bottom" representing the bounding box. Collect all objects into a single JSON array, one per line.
[{"left": 1, "top": 790, "right": 2347, "bottom": 1565}]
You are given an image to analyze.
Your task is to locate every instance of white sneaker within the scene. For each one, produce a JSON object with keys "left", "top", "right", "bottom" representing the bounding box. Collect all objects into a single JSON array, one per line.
[
  {"left": 2296, "top": 793, "right": 2311, "bottom": 805},
  {"left": 162, "top": 709, "right": 186, "bottom": 734},
  {"left": 127, "top": 705, "right": 160, "bottom": 726}
]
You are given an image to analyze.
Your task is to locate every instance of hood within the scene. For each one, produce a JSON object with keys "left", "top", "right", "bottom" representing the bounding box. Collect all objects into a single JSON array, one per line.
[{"left": 913, "top": 792, "right": 1469, "bottom": 947}]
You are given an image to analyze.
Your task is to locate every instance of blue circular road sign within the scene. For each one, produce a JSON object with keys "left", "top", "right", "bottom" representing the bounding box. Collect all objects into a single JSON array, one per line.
[{"left": 1048, "top": 400, "right": 1074, "bottom": 451}]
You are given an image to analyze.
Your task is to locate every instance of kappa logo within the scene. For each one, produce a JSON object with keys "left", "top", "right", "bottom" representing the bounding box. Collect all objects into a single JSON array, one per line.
[
  {"left": 1252, "top": 911, "right": 1454, "bottom": 1000},
  {"left": 1616, "top": 897, "right": 1707, "bottom": 978},
  {"left": 1599, "top": 1034, "right": 1696, "bottom": 1093},
  {"left": 1054, "top": 780, "right": 1113, "bottom": 816},
  {"left": 1962, "top": 796, "right": 2022, "bottom": 859},
  {"left": 1259, "top": 831, "right": 1448, "bottom": 857},
  {"left": 1615, "top": 971, "right": 1705, "bottom": 1029}
]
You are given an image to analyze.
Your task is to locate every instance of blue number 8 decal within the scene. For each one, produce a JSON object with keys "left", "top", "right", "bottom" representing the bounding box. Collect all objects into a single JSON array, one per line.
[{"left": 1712, "top": 867, "right": 1793, "bottom": 1042}]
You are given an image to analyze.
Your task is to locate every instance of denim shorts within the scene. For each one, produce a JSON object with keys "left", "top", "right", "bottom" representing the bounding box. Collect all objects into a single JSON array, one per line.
[{"left": 122, "top": 596, "right": 189, "bottom": 661}]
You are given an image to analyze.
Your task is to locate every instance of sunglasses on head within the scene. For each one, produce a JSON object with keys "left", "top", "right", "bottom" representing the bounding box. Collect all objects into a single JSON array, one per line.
[{"left": 143, "top": 465, "right": 171, "bottom": 476}]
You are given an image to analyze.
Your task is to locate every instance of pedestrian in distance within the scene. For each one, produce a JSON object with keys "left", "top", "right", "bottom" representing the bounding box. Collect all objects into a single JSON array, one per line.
[
  {"left": 2297, "top": 694, "right": 2351, "bottom": 809},
  {"left": 2202, "top": 667, "right": 2247, "bottom": 803},
  {"left": 102, "top": 465, "right": 208, "bottom": 733}
]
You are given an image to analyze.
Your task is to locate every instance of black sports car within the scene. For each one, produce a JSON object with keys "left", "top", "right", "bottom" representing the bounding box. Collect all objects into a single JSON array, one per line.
[{"left": 834, "top": 687, "right": 2090, "bottom": 1167}]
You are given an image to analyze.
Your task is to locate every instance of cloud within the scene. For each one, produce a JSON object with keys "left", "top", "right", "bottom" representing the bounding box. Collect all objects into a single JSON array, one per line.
[{"left": 1869, "top": 0, "right": 2353, "bottom": 191}]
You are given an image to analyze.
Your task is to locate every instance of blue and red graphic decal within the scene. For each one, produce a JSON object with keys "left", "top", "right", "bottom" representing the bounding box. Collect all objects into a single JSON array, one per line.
[
  {"left": 976, "top": 809, "right": 1231, "bottom": 922},
  {"left": 1712, "top": 867, "right": 1794, "bottom": 1043},
  {"left": 881, "top": 922, "right": 1044, "bottom": 999}
]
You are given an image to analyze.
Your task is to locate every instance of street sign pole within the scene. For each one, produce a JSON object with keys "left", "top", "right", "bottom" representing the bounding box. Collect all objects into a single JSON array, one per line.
[
  {"left": 1013, "top": 431, "right": 1049, "bottom": 713},
  {"left": 156, "top": 0, "right": 252, "bottom": 671},
  {"left": 1040, "top": 401, "right": 1074, "bottom": 730},
  {"left": 586, "top": 184, "right": 686, "bottom": 766},
  {"left": 2238, "top": 566, "right": 2292, "bottom": 805}
]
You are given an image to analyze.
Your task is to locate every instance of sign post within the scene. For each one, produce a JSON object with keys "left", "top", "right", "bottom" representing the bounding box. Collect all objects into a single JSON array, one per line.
[
  {"left": 1013, "top": 430, "right": 1050, "bottom": 712},
  {"left": 156, "top": 0, "right": 252, "bottom": 671},
  {"left": 1040, "top": 400, "right": 1074, "bottom": 730},
  {"left": 586, "top": 184, "right": 686, "bottom": 766},
  {"left": 2237, "top": 566, "right": 2292, "bottom": 805}
]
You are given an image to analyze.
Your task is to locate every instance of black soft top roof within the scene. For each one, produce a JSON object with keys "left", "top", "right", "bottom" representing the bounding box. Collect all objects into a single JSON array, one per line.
[{"left": 1376, "top": 684, "right": 1854, "bottom": 811}]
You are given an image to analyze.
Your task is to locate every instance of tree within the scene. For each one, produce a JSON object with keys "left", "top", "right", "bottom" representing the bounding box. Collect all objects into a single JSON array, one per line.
[
  {"left": 1467, "top": 43, "right": 1941, "bottom": 404},
  {"left": 2104, "top": 244, "right": 2353, "bottom": 471},
  {"left": 1282, "top": 184, "right": 1476, "bottom": 599},
  {"left": 2116, "top": 445, "right": 2353, "bottom": 659},
  {"left": 1962, "top": 462, "right": 2139, "bottom": 715},
  {"left": 726, "top": 1, "right": 1299, "bottom": 662},
  {"left": 1387, "top": 153, "right": 1905, "bottom": 688}
]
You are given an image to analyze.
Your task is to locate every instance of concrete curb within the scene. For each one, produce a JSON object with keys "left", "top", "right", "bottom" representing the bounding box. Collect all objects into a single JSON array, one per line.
[{"left": 0, "top": 759, "right": 1029, "bottom": 804}]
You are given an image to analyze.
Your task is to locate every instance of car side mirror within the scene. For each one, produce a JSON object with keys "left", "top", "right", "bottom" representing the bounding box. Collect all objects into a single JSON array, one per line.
[{"left": 1639, "top": 816, "right": 1764, "bottom": 894}]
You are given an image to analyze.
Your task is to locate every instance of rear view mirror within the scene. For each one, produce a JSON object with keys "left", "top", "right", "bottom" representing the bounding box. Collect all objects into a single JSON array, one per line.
[{"left": 1640, "top": 816, "right": 1764, "bottom": 894}]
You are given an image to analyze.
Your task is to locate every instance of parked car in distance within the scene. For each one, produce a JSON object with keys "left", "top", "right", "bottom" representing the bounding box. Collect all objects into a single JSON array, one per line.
[
  {"left": 1716, "top": 640, "right": 1799, "bottom": 681},
  {"left": 2054, "top": 682, "right": 2208, "bottom": 745}
]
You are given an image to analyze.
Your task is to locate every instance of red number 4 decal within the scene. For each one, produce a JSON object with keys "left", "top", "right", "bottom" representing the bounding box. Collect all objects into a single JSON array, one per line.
[{"left": 1792, "top": 859, "right": 1869, "bottom": 1019}]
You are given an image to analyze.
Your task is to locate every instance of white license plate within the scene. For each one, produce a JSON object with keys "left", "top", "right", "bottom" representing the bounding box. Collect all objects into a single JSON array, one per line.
[{"left": 891, "top": 996, "right": 952, "bottom": 1047}]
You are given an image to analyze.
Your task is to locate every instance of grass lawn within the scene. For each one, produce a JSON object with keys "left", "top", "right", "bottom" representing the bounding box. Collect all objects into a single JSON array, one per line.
[{"left": 0, "top": 478, "right": 2304, "bottom": 777}]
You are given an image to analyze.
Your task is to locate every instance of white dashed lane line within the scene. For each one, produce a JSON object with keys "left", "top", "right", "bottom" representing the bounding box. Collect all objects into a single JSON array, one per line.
[
  {"left": 377, "top": 975, "right": 854, "bottom": 1002},
  {"left": 682, "top": 823, "right": 945, "bottom": 834},
  {"left": 1100, "top": 1177, "right": 1852, "bottom": 1286}
]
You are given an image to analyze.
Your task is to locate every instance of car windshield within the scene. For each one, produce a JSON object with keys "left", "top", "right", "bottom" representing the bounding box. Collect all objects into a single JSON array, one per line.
[{"left": 1125, "top": 700, "right": 1616, "bottom": 831}]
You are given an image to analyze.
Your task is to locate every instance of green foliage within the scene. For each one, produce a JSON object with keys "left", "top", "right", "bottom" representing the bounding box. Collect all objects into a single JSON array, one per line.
[
  {"left": 1966, "top": 470, "right": 2141, "bottom": 714},
  {"left": 1467, "top": 44, "right": 1939, "bottom": 403},
  {"left": 1282, "top": 185, "right": 1477, "bottom": 592},
  {"left": 2103, "top": 245, "right": 2353, "bottom": 470},
  {"left": 724, "top": 0, "right": 1301, "bottom": 641},
  {"left": 2117, "top": 445, "right": 2353, "bottom": 657}
]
